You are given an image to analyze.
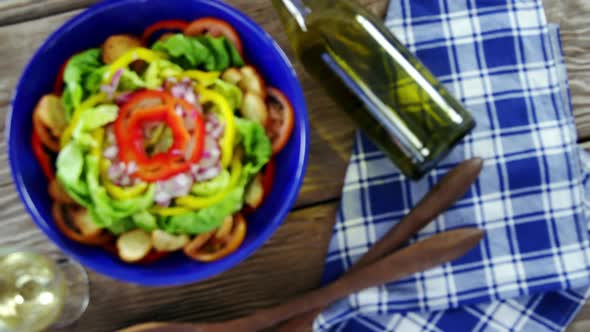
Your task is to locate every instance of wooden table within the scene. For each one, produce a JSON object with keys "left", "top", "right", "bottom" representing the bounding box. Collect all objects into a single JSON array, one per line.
[{"left": 0, "top": 1, "right": 588, "bottom": 331}]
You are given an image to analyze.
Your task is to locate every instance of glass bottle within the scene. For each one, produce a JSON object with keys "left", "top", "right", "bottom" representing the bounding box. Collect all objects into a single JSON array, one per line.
[{"left": 273, "top": 0, "right": 475, "bottom": 179}]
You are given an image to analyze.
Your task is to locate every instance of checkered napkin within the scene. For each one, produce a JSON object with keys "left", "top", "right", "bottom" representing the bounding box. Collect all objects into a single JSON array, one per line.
[{"left": 314, "top": 1, "right": 590, "bottom": 331}]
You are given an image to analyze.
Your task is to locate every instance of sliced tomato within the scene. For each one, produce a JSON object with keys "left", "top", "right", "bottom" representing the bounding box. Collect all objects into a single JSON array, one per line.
[
  {"left": 52, "top": 204, "right": 112, "bottom": 246},
  {"left": 242, "top": 159, "right": 275, "bottom": 215},
  {"left": 266, "top": 87, "right": 295, "bottom": 154},
  {"left": 138, "top": 250, "right": 170, "bottom": 265},
  {"left": 262, "top": 159, "right": 275, "bottom": 201},
  {"left": 33, "top": 107, "right": 60, "bottom": 152},
  {"left": 142, "top": 20, "right": 189, "bottom": 45},
  {"left": 183, "top": 214, "right": 247, "bottom": 262},
  {"left": 53, "top": 58, "right": 69, "bottom": 96},
  {"left": 184, "top": 17, "right": 243, "bottom": 55},
  {"left": 31, "top": 132, "right": 54, "bottom": 181}
]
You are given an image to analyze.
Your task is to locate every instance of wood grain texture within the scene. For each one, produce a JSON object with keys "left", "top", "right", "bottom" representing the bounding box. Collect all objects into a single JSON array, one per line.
[
  {"left": 543, "top": 0, "right": 590, "bottom": 141},
  {"left": 0, "top": 0, "right": 98, "bottom": 26},
  {"left": 0, "top": 0, "right": 588, "bottom": 331}
]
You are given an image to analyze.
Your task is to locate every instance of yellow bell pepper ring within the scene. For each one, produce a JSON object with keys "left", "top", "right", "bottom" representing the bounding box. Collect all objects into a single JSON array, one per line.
[
  {"left": 176, "top": 70, "right": 220, "bottom": 87},
  {"left": 100, "top": 159, "right": 149, "bottom": 200},
  {"left": 91, "top": 128, "right": 105, "bottom": 158},
  {"left": 175, "top": 156, "right": 242, "bottom": 210},
  {"left": 103, "top": 48, "right": 166, "bottom": 83},
  {"left": 197, "top": 87, "right": 235, "bottom": 168},
  {"left": 149, "top": 206, "right": 192, "bottom": 217},
  {"left": 61, "top": 93, "right": 107, "bottom": 147}
]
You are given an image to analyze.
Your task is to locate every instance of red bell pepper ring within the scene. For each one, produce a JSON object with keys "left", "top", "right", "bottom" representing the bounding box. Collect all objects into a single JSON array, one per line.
[
  {"left": 115, "top": 90, "right": 174, "bottom": 162},
  {"left": 32, "top": 132, "right": 55, "bottom": 181},
  {"left": 114, "top": 90, "right": 205, "bottom": 182},
  {"left": 125, "top": 105, "right": 191, "bottom": 165},
  {"left": 142, "top": 19, "right": 189, "bottom": 45}
]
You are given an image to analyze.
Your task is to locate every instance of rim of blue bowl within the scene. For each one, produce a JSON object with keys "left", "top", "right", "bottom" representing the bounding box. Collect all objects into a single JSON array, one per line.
[{"left": 7, "top": 0, "right": 309, "bottom": 286}]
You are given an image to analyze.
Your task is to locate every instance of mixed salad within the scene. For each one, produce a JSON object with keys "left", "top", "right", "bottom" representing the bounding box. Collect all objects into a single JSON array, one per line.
[{"left": 31, "top": 18, "right": 294, "bottom": 263}]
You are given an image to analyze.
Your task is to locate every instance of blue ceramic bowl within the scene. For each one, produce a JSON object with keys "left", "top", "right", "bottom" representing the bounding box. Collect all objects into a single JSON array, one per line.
[{"left": 8, "top": 0, "right": 308, "bottom": 286}]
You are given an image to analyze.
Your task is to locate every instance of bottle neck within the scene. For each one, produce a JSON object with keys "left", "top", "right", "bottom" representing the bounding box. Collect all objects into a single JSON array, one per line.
[{"left": 272, "top": 0, "right": 310, "bottom": 32}]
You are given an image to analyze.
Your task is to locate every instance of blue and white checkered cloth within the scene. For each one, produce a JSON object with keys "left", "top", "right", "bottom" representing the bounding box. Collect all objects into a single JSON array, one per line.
[{"left": 314, "top": 1, "right": 590, "bottom": 331}]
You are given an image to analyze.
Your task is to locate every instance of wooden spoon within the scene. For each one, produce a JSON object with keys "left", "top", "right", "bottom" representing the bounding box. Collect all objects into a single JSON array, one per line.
[
  {"left": 275, "top": 157, "right": 484, "bottom": 331},
  {"left": 120, "top": 228, "right": 484, "bottom": 332},
  {"left": 119, "top": 158, "right": 484, "bottom": 332}
]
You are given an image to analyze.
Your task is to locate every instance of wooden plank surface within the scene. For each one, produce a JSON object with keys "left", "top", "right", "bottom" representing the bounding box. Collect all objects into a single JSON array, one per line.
[
  {"left": 0, "top": 0, "right": 98, "bottom": 26},
  {"left": 0, "top": 0, "right": 588, "bottom": 331}
]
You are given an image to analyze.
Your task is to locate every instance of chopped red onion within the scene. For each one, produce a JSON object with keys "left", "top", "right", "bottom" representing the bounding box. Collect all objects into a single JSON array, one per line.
[
  {"left": 175, "top": 104, "right": 184, "bottom": 117},
  {"left": 154, "top": 190, "right": 172, "bottom": 206},
  {"left": 100, "top": 84, "right": 115, "bottom": 98},
  {"left": 195, "top": 165, "right": 221, "bottom": 182},
  {"left": 108, "top": 162, "right": 126, "bottom": 181},
  {"left": 184, "top": 137, "right": 196, "bottom": 160},
  {"left": 103, "top": 146, "right": 118, "bottom": 160},
  {"left": 111, "top": 69, "right": 124, "bottom": 88},
  {"left": 209, "top": 146, "right": 221, "bottom": 159},
  {"left": 127, "top": 161, "right": 137, "bottom": 175},
  {"left": 101, "top": 69, "right": 124, "bottom": 100},
  {"left": 171, "top": 84, "right": 188, "bottom": 99},
  {"left": 190, "top": 164, "right": 200, "bottom": 175},
  {"left": 154, "top": 173, "right": 193, "bottom": 203},
  {"left": 174, "top": 173, "right": 192, "bottom": 189},
  {"left": 205, "top": 113, "right": 224, "bottom": 139},
  {"left": 209, "top": 122, "right": 224, "bottom": 139},
  {"left": 115, "top": 91, "right": 133, "bottom": 104},
  {"left": 183, "top": 116, "right": 195, "bottom": 131},
  {"left": 106, "top": 127, "right": 116, "bottom": 144},
  {"left": 198, "top": 136, "right": 221, "bottom": 169},
  {"left": 184, "top": 90, "right": 197, "bottom": 104},
  {"left": 119, "top": 175, "right": 131, "bottom": 187}
]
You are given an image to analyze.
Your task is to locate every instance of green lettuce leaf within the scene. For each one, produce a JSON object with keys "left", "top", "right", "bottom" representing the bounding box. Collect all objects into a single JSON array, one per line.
[
  {"left": 119, "top": 69, "right": 146, "bottom": 91},
  {"left": 162, "top": 185, "right": 245, "bottom": 234},
  {"left": 57, "top": 118, "right": 156, "bottom": 234},
  {"left": 235, "top": 117, "right": 272, "bottom": 177},
  {"left": 212, "top": 79, "right": 242, "bottom": 110},
  {"left": 195, "top": 36, "right": 230, "bottom": 71},
  {"left": 151, "top": 34, "right": 243, "bottom": 71},
  {"left": 191, "top": 170, "right": 230, "bottom": 196},
  {"left": 164, "top": 119, "right": 271, "bottom": 235},
  {"left": 71, "top": 105, "right": 118, "bottom": 149},
  {"left": 86, "top": 66, "right": 147, "bottom": 93},
  {"left": 132, "top": 211, "right": 158, "bottom": 232},
  {"left": 56, "top": 143, "right": 91, "bottom": 206},
  {"left": 143, "top": 59, "right": 183, "bottom": 89},
  {"left": 84, "top": 155, "right": 156, "bottom": 234},
  {"left": 61, "top": 49, "right": 103, "bottom": 121},
  {"left": 84, "top": 66, "right": 107, "bottom": 95}
]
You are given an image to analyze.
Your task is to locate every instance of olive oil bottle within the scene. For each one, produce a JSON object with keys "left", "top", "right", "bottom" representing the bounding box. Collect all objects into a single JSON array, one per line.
[{"left": 273, "top": 0, "right": 475, "bottom": 179}]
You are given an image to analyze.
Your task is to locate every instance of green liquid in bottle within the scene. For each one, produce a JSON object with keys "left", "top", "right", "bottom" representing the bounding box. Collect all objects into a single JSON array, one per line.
[{"left": 273, "top": 0, "right": 475, "bottom": 179}]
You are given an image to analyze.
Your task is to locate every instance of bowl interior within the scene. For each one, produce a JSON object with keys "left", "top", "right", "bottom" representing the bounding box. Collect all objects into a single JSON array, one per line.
[{"left": 8, "top": 0, "right": 308, "bottom": 286}]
